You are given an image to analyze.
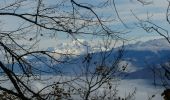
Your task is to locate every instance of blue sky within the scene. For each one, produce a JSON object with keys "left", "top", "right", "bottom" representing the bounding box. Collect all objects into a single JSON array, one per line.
[{"left": 0, "top": 0, "right": 170, "bottom": 50}]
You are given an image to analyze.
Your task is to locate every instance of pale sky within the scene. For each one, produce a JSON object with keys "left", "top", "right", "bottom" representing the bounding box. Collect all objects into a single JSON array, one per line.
[{"left": 0, "top": 0, "right": 169, "bottom": 51}]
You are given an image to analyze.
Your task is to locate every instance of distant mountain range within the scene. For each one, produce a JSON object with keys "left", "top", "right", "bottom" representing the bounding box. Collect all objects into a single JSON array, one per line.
[
  {"left": 121, "top": 38, "right": 170, "bottom": 70},
  {"left": 8, "top": 38, "right": 170, "bottom": 80},
  {"left": 52, "top": 38, "right": 170, "bottom": 79}
]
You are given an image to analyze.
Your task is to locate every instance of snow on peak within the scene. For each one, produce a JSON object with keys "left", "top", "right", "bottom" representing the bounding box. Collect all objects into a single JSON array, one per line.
[{"left": 126, "top": 38, "right": 170, "bottom": 51}]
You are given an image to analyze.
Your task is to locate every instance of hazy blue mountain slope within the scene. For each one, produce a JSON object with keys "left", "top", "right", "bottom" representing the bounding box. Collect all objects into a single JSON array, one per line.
[{"left": 8, "top": 38, "right": 170, "bottom": 79}]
